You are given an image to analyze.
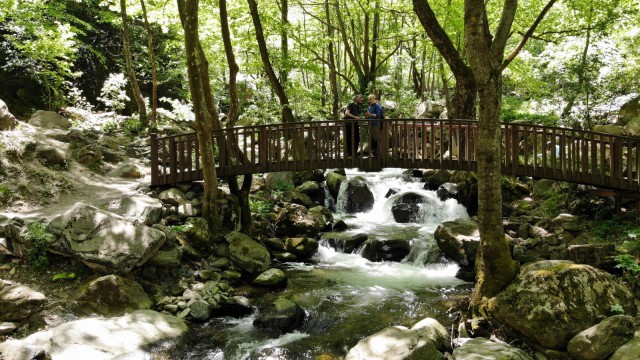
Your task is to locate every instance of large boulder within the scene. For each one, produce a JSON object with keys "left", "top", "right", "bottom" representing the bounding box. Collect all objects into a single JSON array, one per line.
[
  {"left": 414, "top": 100, "right": 445, "bottom": 119},
  {"left": 434, "top": 218, "right": 479, "bottom": 266},
  {"left": 488, "top": 260, "right": 637, "bottom": 350},
  {"left": 116, "top": 195, "right": 163, "bottom": 226},
  {"left": 567, "top": 315, "right": 635, "bottom": 360},
  {"left": 264, "top": 171, "right": 295, "bottom": 190},
  {"left": 254, "top": 268, "right": 287, "bottom": 287},
  {"left": 71, "top": 143, "right": 103, "bottom": 167},
  {"left": 46, "top": 203, "right": 166, "bottom": 273},
  {"left": 567, "top": 243, "right": 617, "bottom": 271},
  {"left": 28, "top": 110, "right": 72, "bottom": 130},
  {"left": 284, "top": 237, "right": 319, "bottom": 259},
  {"left": 0, "top": 280, "right": 46, "bottom": 321},
  {"left": 452, "top": 338, "right": 533, "bottom": 360},
  {"left": 253, "top": 297, "right": 305, "bottom": 333},
  {"left": 610, "top": 332, "right": 640, "bottom": 360},
  {"left": 0, "top": 340, "right": 47, "bottom": 360},
  {"left": 618, "top": 95, "right": 640, "bottom": 125},
  {"left": 339, "top": 177, "right": 374, "bottom": 214},
  {"left": 326, "top": 171, "right": 347, "bottom": 199},
  {"left": 275, "top": 203, "right": 324, "bottom": 237},
  {"left": 3, "top": 310, "right": 186, "bottom": 360},
  {"left": 361, "top": 238, "right": 411, "bottom": 262},
  {"left": 36, "top": 145, "right": 67, "bottom": 168},
  {"left": 0, "top": 99, "right": 18, "bottom": 131},
  {"left": 75, "top": 275, "right": 151, "bottom": 316},
  {"left": 226, "top": 231, "right": 270, "bottom": 275},
  {"left": 593, "top": 124, "right": 626, "bottom": 136},
  {"left": 345, "top": 317, "right": 448, "bottom": 360},
  {"left": 391, "top": 192, "right": 428, "bottom": 223},
  {"left": 158, "top": 188, "right": 188, "bottom": 206}
]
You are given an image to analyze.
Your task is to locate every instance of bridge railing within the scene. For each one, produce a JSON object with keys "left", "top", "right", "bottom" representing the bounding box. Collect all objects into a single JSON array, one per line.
[{"left": 150, "top": 119, "right": 640, "bottom": 192}]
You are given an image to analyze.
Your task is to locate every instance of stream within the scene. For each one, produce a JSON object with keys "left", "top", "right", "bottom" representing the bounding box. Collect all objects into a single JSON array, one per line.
[{"left": 166, "top": 168, "right": 473, "bottom": 359}]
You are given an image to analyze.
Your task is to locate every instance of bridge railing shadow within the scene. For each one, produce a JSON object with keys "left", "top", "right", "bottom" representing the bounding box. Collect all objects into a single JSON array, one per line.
[{"left": 150, "top": 119, "right": 640, "bottom": 192}]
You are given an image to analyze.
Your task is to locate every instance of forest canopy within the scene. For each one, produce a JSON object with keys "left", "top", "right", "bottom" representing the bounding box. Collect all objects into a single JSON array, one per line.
[{"left": 1, "top": 0, "right": 638, "bottom": 128}]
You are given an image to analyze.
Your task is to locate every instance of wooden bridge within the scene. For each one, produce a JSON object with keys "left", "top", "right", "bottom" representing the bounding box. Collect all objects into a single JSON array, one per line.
[{"left": 150, "top": 119, "right": 640, "bottom": 194}]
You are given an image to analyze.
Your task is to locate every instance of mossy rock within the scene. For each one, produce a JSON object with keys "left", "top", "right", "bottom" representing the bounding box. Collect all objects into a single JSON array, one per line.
[{"left": 75, "top": 275, "right": 151, "bottom": 316}]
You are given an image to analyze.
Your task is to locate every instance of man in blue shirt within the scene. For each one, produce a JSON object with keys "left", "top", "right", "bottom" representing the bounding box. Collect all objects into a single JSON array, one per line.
[{"left": 365, "top": 94, "right": 383, "bottom": 156}]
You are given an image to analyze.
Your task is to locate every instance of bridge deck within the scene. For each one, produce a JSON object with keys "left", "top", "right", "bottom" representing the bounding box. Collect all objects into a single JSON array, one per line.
[{"left": 150, "top": 119, "right": 640, "bottom": 193}]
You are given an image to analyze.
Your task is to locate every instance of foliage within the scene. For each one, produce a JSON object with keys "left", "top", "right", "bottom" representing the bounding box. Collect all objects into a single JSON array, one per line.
[
  {"left": 610, "top": 303, "right": 625, "bottom": 314},
  {"left": 273, "top": 180, "right": 294, "bottom": 193},
  {"left": 538, "top": 192, "right": 569, "bottom": 217},
  {"left": 171, "top": 223, "right": 193, "bottom": 233},
  {"left": 25, "top": 222, "right": 53, "bottom": 271},
  {"left": 614, "top": 254, "right": 640, "bottom": 274},
  {"left": 97, "top": 73, "right": 130, "bottom": 112},
  {"left": 52, "top": 272, "right": 76, "bottom": 281},
  {"left": 249, "top": 197, "right": 272, "bottom": 215},
  {"left": 123, "top": 117, "right": 145, "bottom": 136}
]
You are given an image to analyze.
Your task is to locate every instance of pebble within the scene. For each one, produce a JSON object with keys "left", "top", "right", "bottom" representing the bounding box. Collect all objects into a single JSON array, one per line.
[{"left": 0, "top": 322, "right": 16, "bottom": 335}]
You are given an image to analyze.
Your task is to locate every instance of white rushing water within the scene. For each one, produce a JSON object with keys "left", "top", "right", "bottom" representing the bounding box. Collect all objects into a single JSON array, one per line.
[{"left": 196, "top": 168, "right": 472, "bottom": 360}]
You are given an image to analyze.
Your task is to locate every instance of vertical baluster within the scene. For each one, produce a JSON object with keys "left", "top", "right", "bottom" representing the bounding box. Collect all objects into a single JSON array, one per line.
[{"left": 150, "top": 133, "right": 159, "bottom": 185}]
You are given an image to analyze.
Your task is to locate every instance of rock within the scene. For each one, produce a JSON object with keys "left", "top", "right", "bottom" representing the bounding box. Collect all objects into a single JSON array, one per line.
[
  {"left": 0, "top": 280, "right": 46, "bottom": 321},
  {"left": 618, "top": 96, "right": 640, "bottom": 125},
  {"left": 436, "top": 183, "right": 458, "bottom": 201},
  {"left": 0, "top": 99, "right": 18, "bottom": 131},
  {"left": 253, "top": 297, "right": 305, "bottom": 333},
  {"left": 187, "top": 299, "right": 211, "bottom": 322},
  {"left": 361, "top": 238, "right": 410, "bottom": 262},
  {"left": 345, "top": 317, "right": 448, "bottom": 360},
  {"left": 296, "top": 181, "right": 322, "bottom": 198},
  {"left": 326, "top": 171, "right": 347, "bottom": 199},
  {"left": 339, "top": 177, "right": 374, "bottom": 214},
  {"left": 391, "top": 192, "right": 428, "bottom": 223},
  {"left": 116, "top": 195, "right": 163, "bottom": 226},
  {"left": 332, "top": 220, "right": 349, "bottom": 232},
  {"left": 0, "top": 340, "right": 47, "bottom": 360},
  {"left": 423, "top": 170, "right": 451, "bottom": 190},
  {"left": 226, "top": 231, "right": 270, "bottom": 275},
  {"left": 177, "top": 203, "right": 199, "bottom": 218},
  {"left": 285, "top": 237, "right": 319, "bottom": 259},
  {"left": 112, "top": 164, "right": 144, "bottom": 178},
  {"left": 9, "top": 310, "right": 186, "bottom": 360},
  {"left": 567, "top": 244, "right": 617, "bottom": 271},
  {"left": 610, "top": 332, "right": 640, "bottom": 360},
  {"left": 434, "top": 218, "right": 479, "bottom": 266},
  {"left": 593, "top": 124, "right": 626, "bottom": 136},
  {"left": 0, "top": 322, "right": 16, "bottom": 335},
  {"left": 452, "top": 338, "right": 533, "bottom": 360},
  {"left": 280, "top": 190, "right": 315, "bottom": 208},
  {"left": 224, "top": 296, "right": 253, "bottom": 317},
  {"left": 183, "top": 217, "right": 214, "bottom": 252},
  {"left": 385, "top": 188, "right": 400, "bottom": 198},
  {"left": 488, "top": 260, "right": 637, "bottom": 350},
  {"left": 532, "top": 179, "right": 560, "bottom": 200},
  {"left": 158, "top": 188, "right": 188, "bottom": 206},
  {"left": 28, "top": 110, "right": 72, "bottom": 129},
  {"left": 254, "top": 268, "right": 287, "bottom": 287},
  {"left": 308, "top": 206, "right": 334, "bottom": 230},
  {"left": 47, "top": 203, "right": 166, "bottom": 273},
  {"left": 567, "top": 315, "right": 635, "bottom": 360},
  {"left": 415, "top": 100, "right": 445, "bottom": 119},
  {"left": 265, "top": 172, "right": 296, "bottom": 190},
  {"left": 71, "top": 143, "right": 103, "bottom": 166},
  {"left": 145, "top": 248, "right": 181, "bottom": 268},
  {"left": 275, "top": 203, "right": 324, "bottom": 238},
  {"left": 322, "top": 232, "right": 368, "bottom": 253},
  {"left": 549, "top": 213, "right": 581, "bottom": 232},
  {"left": 36, "top": 145, "right": 67, "bottom": 168},
  {"left": 75, "top": 275, "right": 151, "bottom": 316}
]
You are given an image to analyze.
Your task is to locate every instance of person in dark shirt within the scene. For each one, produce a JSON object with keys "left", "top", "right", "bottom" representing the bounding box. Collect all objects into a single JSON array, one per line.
[
  {"left": 344, "top": 94, "right": 364, "bottom": 156},
  {"left": 365, "top": 94, "right": 383, "bottom": 156}
]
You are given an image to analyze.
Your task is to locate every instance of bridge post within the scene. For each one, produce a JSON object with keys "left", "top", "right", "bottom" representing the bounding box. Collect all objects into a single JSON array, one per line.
[{"left": 150, "top": 133, "right": 159, "bottom": 186}]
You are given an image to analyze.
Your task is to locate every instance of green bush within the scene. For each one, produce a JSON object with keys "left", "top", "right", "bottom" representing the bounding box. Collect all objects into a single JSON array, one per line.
[
  {"left": 123, "top": 117, "right": 145, "bottom": 137},
  {"left": 538, "top": 192, "right": 569, "bottom": 217},
  {"left": 25, "top": 222, "right": 53, "bottom": 271},
  {"left": 250, "top": 198, "right": 272, "bottom": 215}
]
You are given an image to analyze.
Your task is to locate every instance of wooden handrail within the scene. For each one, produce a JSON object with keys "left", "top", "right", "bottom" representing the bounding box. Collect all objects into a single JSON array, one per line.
[{"left": 150, "top": 119, "right": 640, "bottom": 193}]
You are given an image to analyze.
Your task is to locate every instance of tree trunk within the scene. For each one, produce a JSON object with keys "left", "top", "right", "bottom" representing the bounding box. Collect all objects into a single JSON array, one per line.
[
  {"left": 140, "top": 0, "right": 157, "bottom": 129},
  {"left": 561, "top": 10, "right": 592, "bottom": 125},
  {"left": 220, "top": 0, "right": 253, "bottom": 233},
  {"left": 325, "top": 0, "right": 339, "bottom": 118},
  {"left": 246, "top": 0, "right": 295, "bottom": 124},
  {"left": 177, "top": 0, "right": 222, "bottom": 234},
  {"left": 280, "top": 0, "right": 289, "bottom": 86},
  {"left": 120, "top": 0, "right": 148, "bottom": 127},
  {"left": 439, "top": 57, "right": 453, "bottom": 117}
]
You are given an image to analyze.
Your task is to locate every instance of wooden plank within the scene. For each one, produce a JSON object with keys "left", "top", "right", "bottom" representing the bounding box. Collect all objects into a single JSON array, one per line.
[{"left": 150, "top": 133, "right": 159, "bottom": 186}]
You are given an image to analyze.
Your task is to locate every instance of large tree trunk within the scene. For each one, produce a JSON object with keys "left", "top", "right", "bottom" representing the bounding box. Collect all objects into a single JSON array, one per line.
[
  {"left": 246, "top": 0, "right": 295, "bottom": 124},
  {"left": 120, "top": 0, "right": 148, "bottom": 127},
  {"left": 280, "top": 0, "right": 289, "bottom": 86},
  {"left": 178, "top": 0, "right": 222, "bottom": 234},
  {"left": 140, "top": 0, "right": 157, "bottom": 129}
]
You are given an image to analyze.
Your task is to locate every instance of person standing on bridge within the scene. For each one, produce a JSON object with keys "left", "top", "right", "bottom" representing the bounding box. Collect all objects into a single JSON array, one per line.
[
  {"left": 344, "top": 94, "right": 364, "bottom": 157},
  {"left": 365, "top": 94, "right": 383, "bottom": 156}
]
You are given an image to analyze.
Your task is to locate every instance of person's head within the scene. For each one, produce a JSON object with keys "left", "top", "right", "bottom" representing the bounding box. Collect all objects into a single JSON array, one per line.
[
  {"left": 354, "top": 94, "right": 364, "bottom": 104},
  {"left": 367, "top": 94, "right": 376, "bottom": 105}
]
